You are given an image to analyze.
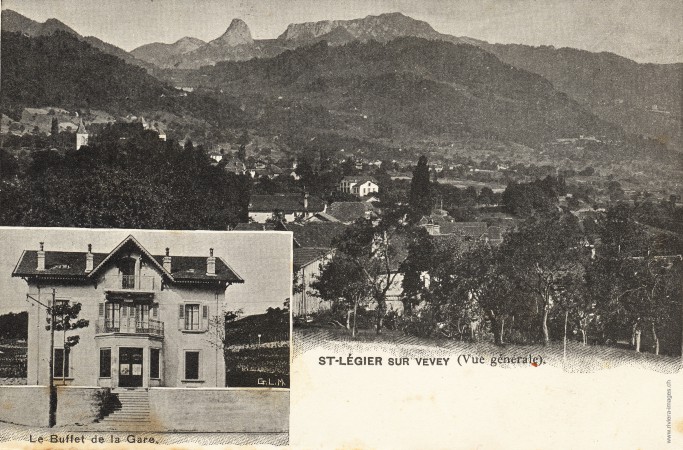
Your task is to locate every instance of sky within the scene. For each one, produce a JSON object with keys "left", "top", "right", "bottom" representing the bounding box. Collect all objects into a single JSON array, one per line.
[
  {"left": 2, "top": 0, "right": 681, "bottom": 63},
  {"left": 0, "top": 227, "right": 292, "bottom": 316}
]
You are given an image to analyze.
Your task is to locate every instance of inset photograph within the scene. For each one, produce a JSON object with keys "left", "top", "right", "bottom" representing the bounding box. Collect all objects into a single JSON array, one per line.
[{"left": 0, "top": 227, "right": 290, "bottom": 445}]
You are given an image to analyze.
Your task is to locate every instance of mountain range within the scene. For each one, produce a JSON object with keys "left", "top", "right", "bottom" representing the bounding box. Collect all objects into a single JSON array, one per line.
[
  {"left": 137, "top": 11, "right": 683, "bottom": 148},
  {"left": 127, "top": 12, "right": 480, "bottom": 70},
  {"left": 1, "top": 8, "right": 680, "bottom": 152}
]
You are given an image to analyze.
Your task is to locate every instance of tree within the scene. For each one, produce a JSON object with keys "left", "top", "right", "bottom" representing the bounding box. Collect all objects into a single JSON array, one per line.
[
  {"left": 409, "top": 155, "right": 432, "bottom": 217},
  {"left": 294, "top": 159, "right": 316, "bottom": 188},
  {"left": 410, "top": 237, "right": 529, "bottom": 344},
  {"left": 3, "top": 124, "right": 251, "bottom": 229},
  {"left": 315, "top": 211, "right": 416, "bottom": 334},
  {"left": 206, "top": 309, "right": 243, "bottom": 386},
  {"left": 50, "top": 117, "right": 59, "bottom": 140},
  {"left": 498, "top": 213, "right": 588, "bottom": 345},
  {"left": 607, "top": 180, "right": 625, "bottom": 202},
  {"left": 42, "top": 294, "right": 89, "bottom": 427},
  {"left": 237, "top": 144, "right": 247, "bottom": 162},
  {"left": 47, "top": 302, "right": 89, "bottom": 385},
  {"left": 582, "top": 203, "right": 683, "bottom": 355},
  {"left": 311, "top": 253, "right": 368, "bottom": 337},
  {"left": 478, "top": 186, "right": 495, "bottom": 205}
]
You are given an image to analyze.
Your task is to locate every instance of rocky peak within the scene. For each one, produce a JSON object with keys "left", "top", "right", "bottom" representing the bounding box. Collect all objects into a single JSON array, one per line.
[
  {"left": 215, "top": 18, "right": 254, "bottom": 47},
  {"left": 278, "top": 12, "right": 440, "bottom": 44}
]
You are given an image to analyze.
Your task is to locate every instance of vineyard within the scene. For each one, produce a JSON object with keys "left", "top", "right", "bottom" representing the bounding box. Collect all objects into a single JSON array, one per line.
[{"left": 0, "top": 339, "right": 27, "bottom": 380}]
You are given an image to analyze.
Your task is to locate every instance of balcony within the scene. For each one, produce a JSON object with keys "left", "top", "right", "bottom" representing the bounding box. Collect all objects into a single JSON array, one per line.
[
  {"left": 96, "top": 318, "right": 164, "bottom": 337},
  {"left": 104, "top": 275, "right": 157, "bottom": 301},
  {"left": 116, "top": 274, "right": 156, "bottom": 291}
]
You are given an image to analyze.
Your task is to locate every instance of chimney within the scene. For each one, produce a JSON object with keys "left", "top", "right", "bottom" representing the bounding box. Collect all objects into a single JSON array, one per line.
[
  {"left": 206, "top": 248, "right": 216, "bottom": 276},
  {"left": 85, "top": 244, "right": 94, "bottom": 272},
  {"left": 303, "top": 192, "right": 309, "bottom": 211},
  {"left": 163, "top": 248, "right": 172, "bottom": 273},
  {"left": 37, "top": 242, "right": 45, "bottom": 271}
]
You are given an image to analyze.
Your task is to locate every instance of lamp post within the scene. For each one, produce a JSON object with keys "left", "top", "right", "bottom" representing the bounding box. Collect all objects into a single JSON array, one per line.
[{"left": 48, "top": 289, "right": 56, "bottom": 427}]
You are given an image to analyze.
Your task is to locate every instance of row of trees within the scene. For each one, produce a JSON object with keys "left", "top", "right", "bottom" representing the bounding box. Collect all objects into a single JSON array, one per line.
[
  {"left": 309, "top": 155, "right": 682, "bottom": 355},
  {"left": 312, "top": 204, "right": 681, "bottom": 354}
]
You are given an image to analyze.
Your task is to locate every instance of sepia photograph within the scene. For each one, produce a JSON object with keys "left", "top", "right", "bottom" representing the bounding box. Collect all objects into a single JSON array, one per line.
[
  {"left": 0, "top": 228, "right": 290, "bottom": 445},
  {"left": 0, "top": 0, "right": 681, "bottom": 448}
]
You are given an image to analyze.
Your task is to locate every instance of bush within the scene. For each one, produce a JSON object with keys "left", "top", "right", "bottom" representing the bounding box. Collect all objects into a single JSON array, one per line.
[{"left": 94, "top": 389, "right": 120, "bottom": 421}]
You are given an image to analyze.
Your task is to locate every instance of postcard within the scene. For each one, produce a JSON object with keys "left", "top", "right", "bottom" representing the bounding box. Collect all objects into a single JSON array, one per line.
[{"left": 0, "top": 1, "right": 681, "bottom": 448}]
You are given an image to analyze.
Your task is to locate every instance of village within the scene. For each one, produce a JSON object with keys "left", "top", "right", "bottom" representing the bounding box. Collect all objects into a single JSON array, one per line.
[{"left": 2, "top": 107, "right": 681, "bottom": 347}]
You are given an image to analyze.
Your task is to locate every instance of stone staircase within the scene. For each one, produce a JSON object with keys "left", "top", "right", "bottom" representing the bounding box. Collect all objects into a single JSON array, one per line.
[{"left": 98, "top": 388, "right": 152, "bottom": 429}]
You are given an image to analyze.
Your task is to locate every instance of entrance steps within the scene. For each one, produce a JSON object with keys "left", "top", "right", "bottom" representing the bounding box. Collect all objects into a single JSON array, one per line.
[{"left": 98, "top": 388, "right": 152, "bottom": 429}]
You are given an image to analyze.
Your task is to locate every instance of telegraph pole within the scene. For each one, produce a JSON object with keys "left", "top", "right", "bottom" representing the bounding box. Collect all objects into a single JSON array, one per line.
[{"left": 48, "top": 289, "right": 56, "bottom": 427}]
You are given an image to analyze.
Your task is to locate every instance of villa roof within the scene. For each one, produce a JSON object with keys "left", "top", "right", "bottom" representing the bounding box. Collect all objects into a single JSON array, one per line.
[
  {"left": 439, "top": 222, "right": 488, "bottom": 237},
  {"left": 287, "top": 222, "right": 348, "bottom": 249},
  {"left": 13, "top": 251, "right": 108, "bottom": 279},
  {"left": 327, "top": 202, "right": 376, "bottom": 224},
  {"left": 12, "top": 235, "right": 243, "bottom": 284},
  {"left": 233, "top": 221, "right": 290, "bottom": 232},
  {"left": 293, "top": 247, "right": 331, "bottom": 270},
  {"left": 249, "top": 194, "right": 326, "bottom": 213},
  {"left": 342, "top": 175, "right": 378, "bottom": 184}
]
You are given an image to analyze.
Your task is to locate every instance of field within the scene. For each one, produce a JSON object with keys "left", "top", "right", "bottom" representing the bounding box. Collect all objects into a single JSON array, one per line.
[
  {"left": 225, "top": 345, "right": 290, "bottom": 388},
  {"left": 0, "top": 339, "right": 27, "bottom": 382}
]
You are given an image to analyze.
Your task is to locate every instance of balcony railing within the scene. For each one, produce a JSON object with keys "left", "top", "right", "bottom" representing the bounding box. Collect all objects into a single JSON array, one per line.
[
  {"left": 122, "top": 275, "right": 135, "bottom": 289},
  {"left": 107, "top": 275, "right": 156, "bottom": 291},
  {"left": 96, "top": 318, "right": 164, "bottom": 337}
]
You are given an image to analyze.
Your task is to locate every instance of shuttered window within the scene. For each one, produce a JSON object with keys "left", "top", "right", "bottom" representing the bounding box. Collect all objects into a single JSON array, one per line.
[
  {"left": 185, "top": 305, "right": 200, "bottom": 330},
  {"left": 150, "top": 348, "right": 160, "bottom": 379}
]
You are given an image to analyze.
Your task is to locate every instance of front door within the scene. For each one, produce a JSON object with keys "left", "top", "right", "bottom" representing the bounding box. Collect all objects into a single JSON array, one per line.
[{"left": 119, "top": 347, "right": 143, "bottom": 387}]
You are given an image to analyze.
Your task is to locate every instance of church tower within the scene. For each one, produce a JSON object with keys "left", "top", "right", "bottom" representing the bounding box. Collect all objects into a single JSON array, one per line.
[{"left": 76, "top": 119, "right": 89, "bottom": 150}]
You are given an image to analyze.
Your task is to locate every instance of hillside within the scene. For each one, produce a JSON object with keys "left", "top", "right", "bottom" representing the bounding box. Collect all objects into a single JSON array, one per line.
[
  {"left": 0, "top": 31, "right": 247, "bottom": 131},
  {"left": 1, "top": 9, "right": 78, "bottom": 36},
  {"left": 481, "top": 43, "right": 682, "bottom": 149},
  {"left": 1, "top": 9, "right": 152, "bottom": 70},
  {"left": 182, "top": 38, "right": 623, "bottom": 148},
  {"left": 1, "top": 31, "right": 171, "bottom": 114}
]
